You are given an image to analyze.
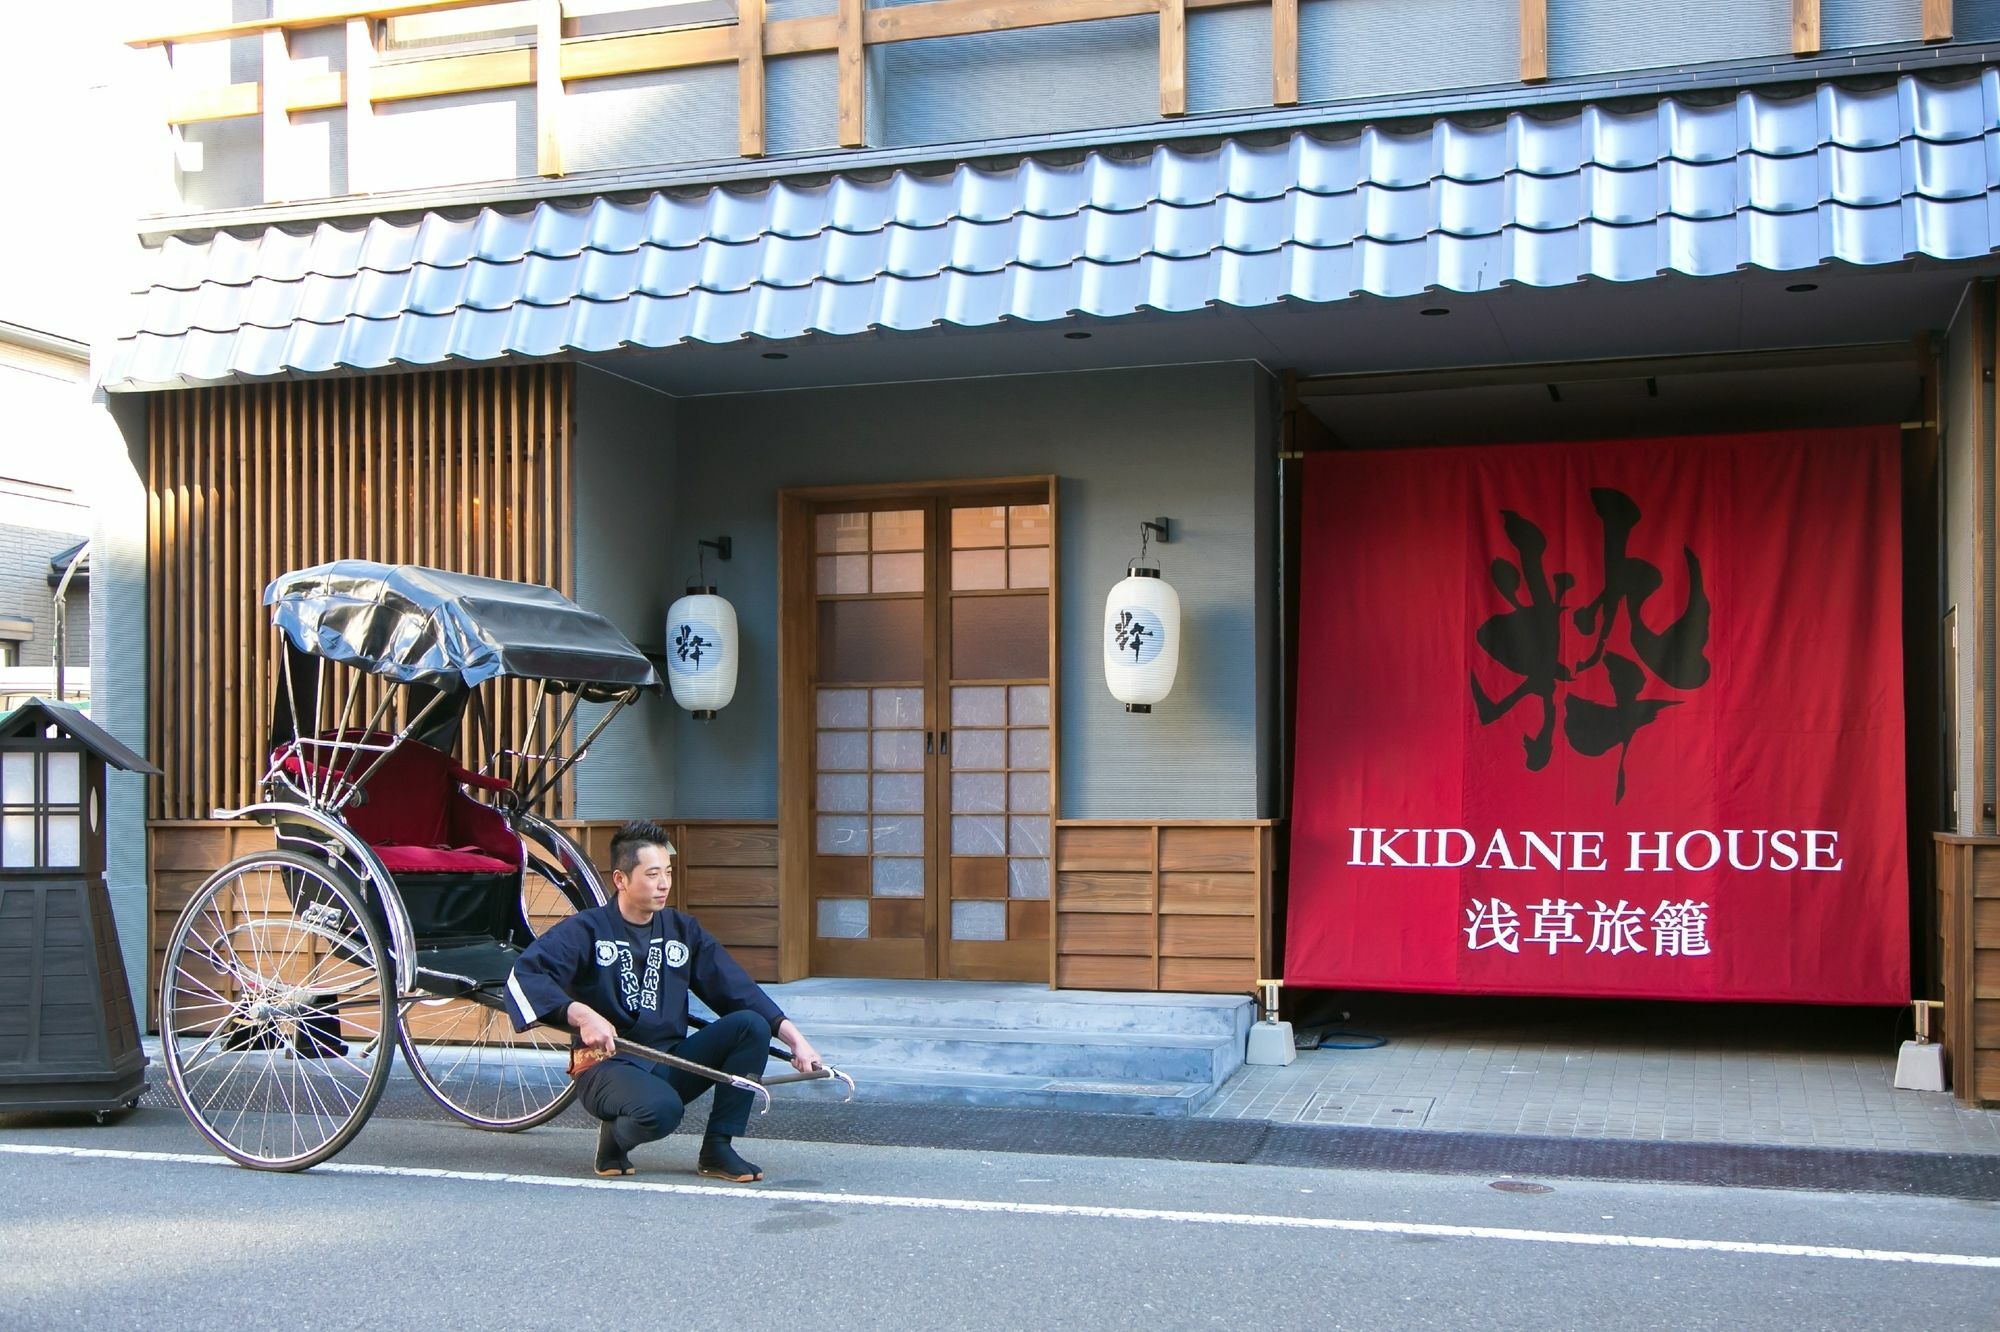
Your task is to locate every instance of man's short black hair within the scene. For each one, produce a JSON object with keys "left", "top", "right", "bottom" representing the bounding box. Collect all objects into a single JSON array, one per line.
[{"left": 609, "top": 819, "right": 676, "bottom": 877}]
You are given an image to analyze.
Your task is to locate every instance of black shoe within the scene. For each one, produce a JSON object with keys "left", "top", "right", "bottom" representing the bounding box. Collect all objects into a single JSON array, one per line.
[
  {"left": 696, "top": 1137, "right": 763, "bottom": 1183},
  {"left": 594, "top": 1121, "right": 635, "bottom": 1178}
]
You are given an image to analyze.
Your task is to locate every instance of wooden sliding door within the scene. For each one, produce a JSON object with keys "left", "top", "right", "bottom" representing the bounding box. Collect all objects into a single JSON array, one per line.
[{"left": 784, "top": 478, "right": 1056, "bottom": 982}]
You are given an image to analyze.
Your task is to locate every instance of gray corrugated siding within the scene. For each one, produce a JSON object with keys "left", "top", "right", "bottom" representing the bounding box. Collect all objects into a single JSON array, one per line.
[
  {"left": 1189, "top": 6, "right": 1272, "bottom": 116},
  {"left": 1962, "top": 1, "right": 2000, "bottom": 41},
  {"left": 372, "top": 88, "right": 537, "bottom": 194},
  {"left": 571, "top": 367, "right": 680, "bottom": 820},
  {"left": 1299, "top": 0, "right": 1516, "bottom": 104},
  {"left": 1944, "top": 289, "right": 1984, "bottom": 835},
  {"left": 1549, "top": 0, "right": 1790, "bottom": 80},
  {"left": 668, "top": 362, "right": 1271, "bottom": 821},
  {"left": 565, "top": 68, "right": 739, "bottom": 175},
  {"left": 1824, "top": 0, "right": 1922, "bottom": 47}
]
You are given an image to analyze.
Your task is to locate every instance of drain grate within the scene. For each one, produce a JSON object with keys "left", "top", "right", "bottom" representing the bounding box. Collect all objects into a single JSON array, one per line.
[{"left": 1299, "top": 1093, "right": 1436, "bottom": 1128}]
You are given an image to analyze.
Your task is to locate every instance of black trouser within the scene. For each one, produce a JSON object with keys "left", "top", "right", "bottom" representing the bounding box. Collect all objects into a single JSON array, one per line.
[{"left": 578, "top": 1010, "right": 771, "bottom": 1151}]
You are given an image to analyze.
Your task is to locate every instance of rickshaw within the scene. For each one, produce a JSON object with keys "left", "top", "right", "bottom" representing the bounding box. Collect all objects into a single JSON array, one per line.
[{"left": 157, "top": 561, "right": 847, "bottom": 1172}]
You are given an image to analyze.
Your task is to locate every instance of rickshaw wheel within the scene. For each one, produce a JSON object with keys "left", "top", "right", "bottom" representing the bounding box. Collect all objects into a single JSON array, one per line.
[
  {"left": 158, "top": 850, "right": 394, "bottom": 1171},
  {"left": 395, "top": 855, "right": 585, "bottom": 1131}
]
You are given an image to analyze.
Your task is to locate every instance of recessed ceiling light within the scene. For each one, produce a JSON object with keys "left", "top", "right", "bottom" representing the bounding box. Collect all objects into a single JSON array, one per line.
[
  {"left": 1419, "top": 307, "right": 1450, "bottom": 317},
  {"left": 1063, "top": 331, "right": 1093, "bottom": 340},
  {"left": 1785, "top": 282, "right": 1819, "bottom": 293},
  {"left": 761, "top": 351, "right": 789, "bottom": 360}
]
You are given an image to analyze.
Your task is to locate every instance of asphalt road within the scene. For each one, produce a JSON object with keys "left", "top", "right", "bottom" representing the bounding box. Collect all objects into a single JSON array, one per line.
[{"left": 2, "top": 1108, "right": 1996, "bottom": 1331}]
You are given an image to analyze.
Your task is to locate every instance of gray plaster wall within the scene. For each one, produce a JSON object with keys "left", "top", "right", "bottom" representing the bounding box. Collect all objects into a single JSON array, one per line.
[
  {"left": 1942, "top": 286, "right": 1985, "bottom": 835},
  {"left": 652, "top": 361, "right": 1277, "bottom": 822},
  {"left": 571, "top": 367, "right": 681, "bottom": 820}
]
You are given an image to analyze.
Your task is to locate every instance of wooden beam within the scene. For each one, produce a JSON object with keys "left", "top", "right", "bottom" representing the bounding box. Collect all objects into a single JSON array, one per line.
[
  {"left": 131, "top": 0, "right": 506, "bottom": 48},
  {"left": 536, "top": 0, "right": 565, "bottom": 175},
  {"left": 737, "top": 0, "right": 765, "bottom": 158},
  {"left": 868, "top": 0, "right": 1153, "bottom": 45},
  {"left": 1924, "top": 0, "right": 1953, "bottom": 43},
  {"left": 837, "top": 0, "right": 865, "bottom": 148},
  {"left": 345, "top": 19, "right": 374, "bottom": 193},
  {"left": 262, "top": 29, "right": 292, "bottom": 202},
  {"left": 373, "top": 45, "right": 533, "bottom": 99},
  {"left": 1519, "top": 0, "right": 1547, "bottom": 83},
  {"left": 1792, "top": 0, "right": 1819, "bottom": 55},
  {"left": 561, "top": 25, "right": 738, "bottom": 80},
  {"left": 1158, "top": 0, "right": 1185, "bottom": 118},
  {"left": 1271, "top": 0, "right": 1297, "bottom": 106}
]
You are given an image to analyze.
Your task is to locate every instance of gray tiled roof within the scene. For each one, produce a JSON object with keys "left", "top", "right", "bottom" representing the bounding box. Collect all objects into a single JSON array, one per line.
[{"left": 107, "top": 70, "right": 2000, "bottom": 390}]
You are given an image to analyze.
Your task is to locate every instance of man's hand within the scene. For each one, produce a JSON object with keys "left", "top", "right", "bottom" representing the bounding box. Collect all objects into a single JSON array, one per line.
[
  {"left": 774, "top": 1018, "right": 822, "bottom": 1074},
  {"left": 569, "top": 1001, "right": 617, "bottom": 1053}
]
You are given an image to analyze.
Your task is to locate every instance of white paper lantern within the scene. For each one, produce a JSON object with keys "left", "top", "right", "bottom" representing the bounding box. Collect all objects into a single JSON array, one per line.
[
  {"left": 665, "top": 586, "right": 738, "bottom": 719},
  {"left": 1103, "top": 564, "right": 1180, "bottom": 712}
]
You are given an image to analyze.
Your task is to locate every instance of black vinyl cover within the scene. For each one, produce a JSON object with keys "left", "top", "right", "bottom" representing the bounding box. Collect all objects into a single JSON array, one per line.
[{"left": 264, "top": 561, "right": 661, "bottom": 696}]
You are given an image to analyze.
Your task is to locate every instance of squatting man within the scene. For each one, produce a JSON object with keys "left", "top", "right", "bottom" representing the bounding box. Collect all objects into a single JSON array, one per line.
[{"left": 505, "top": 820, "right": 823, "bottom": 1181}]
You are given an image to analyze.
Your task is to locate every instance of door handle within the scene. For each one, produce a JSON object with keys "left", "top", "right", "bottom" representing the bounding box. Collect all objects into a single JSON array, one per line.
[
  {"left": 940, "top": 731, "right": 950, "bottom": 754},
  {"left": 926, "top": 731, "right": 935, "bottom": 756}
]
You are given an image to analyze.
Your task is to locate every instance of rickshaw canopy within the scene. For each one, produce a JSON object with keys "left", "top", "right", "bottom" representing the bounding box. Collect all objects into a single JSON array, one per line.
[{"left": 264, "top": 561, "right": 661, "bottom": 698}]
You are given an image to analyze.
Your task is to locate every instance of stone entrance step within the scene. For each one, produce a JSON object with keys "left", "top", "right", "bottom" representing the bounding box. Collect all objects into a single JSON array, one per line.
[{"left": 754, "top": 979, "right": 1254, "bottom": 1118}]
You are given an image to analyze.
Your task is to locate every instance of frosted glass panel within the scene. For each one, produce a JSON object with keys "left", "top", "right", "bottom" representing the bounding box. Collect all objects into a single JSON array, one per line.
[
  {"left": 816, "top": 815, "right": 868, "bottom": 855},
  {"left": 872, "top": 552, "right": 923, "bottom": 593},
  {"left": 952, "top": 815, "right": 1007, "bottom": 856},
  {"left": 1009, "top": 816, "right": 1049, "bottom": 857},
  {"left": 817, "top": 512, "right": 869, "bottom": 553},
  {"left": 951, "top": 505, "right": 1006, "bottom": 548},
  {"left": 873, "top": 731, "right": 925, "bottom": 772},
  {"left": 1008, "top": 858, "right": 1050, "bottom": 899},
  {"left": 1, "top": 815, "right": 33, "bottom": 866},
  {"left": 952, "top": 549, "right": 1006, "bottom": 590},
  {"left": 45, "top": 753, "right": 80, "bottom": 805},
  {"left": 1, "top": 754, "right": 32, "bottom": 805},
  {"left": 1009, "top": 686, "right": 1049, "bottom": 726},
  {"left": 817, "top": 730, "right": 868, "bottom": 770},
  {"left": 952, "top": 900, "right": 1006, "bottom": 941},
  {"left": 1009, "top": 772, "right": 1050, "bottom": 813},
  {"left": 871, "top": 815, "right": 924, "bottom": 855},
  {"left": 817, "top": 689, "right": 868, "bottom": 728},
  {"left": 1010, "top": 729, "right": 1049, "bottom": 769},
  {"left": 951, "top": 730, "right": 1004, "bottom": 770},
  {"left": 873, "top": 688, "right": 923, "bottom": 728},
  {"left": 1008, "top": 547, "right": 1050, "bottom": 589},
  {"left": 872, "top": 858, "right": 925, "bottom": 897},
  {"left": 817, "top": 899, "right": 869, "bottom": 938},
  {"left": 951, "top": 773, "right": 1005, "bottom": 813},
  {"left": 817, "top": 554, "right": 868, "bottom": 594},
  {"left": 872, "top": 774, "right": 924, "bottom": 813},
  {"left": 950, "top": 687, "right": 1005, "bottom": 727},
  {"left": 44, "top": 815, "right": 79, "bottom": 868},
  {"left": 816, "top": 774, "right": 867, "bottom": 813},
  {"left": 872, "top": 509, "right": 923, "bottom": 551}
]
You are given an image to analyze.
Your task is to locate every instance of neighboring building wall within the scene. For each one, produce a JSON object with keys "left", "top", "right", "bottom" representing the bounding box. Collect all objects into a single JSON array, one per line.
[
  {"left": 1942, "top": 285, "right": 1987, "bottom": 836},
  {"left": 571, "top": 366, "right": 681, "bottom": 820},
  {"left": 663, "top": 361, "right": 1276, "bottom": 823},
  {"left": 0, "top": 524, "right": 89, "bottom": 667},
  {"left": 0, "top": 349, "right": 95, "bottom": 668}
]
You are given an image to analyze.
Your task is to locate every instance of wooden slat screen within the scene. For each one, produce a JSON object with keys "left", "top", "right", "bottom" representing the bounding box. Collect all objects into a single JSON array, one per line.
[{"left": 145, "top": 364, "right": 575, "bottom": 822}]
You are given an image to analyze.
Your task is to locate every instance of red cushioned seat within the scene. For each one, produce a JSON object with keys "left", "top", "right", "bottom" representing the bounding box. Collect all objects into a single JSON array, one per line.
[{"left": 370, "top": 844, "right": 517, "bottom": 875}]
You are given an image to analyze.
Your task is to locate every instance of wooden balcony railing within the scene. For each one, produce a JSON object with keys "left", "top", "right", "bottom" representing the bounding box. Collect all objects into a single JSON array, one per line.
[{"left": 130, "top": 1, "right": 1952, "bottom": 206}]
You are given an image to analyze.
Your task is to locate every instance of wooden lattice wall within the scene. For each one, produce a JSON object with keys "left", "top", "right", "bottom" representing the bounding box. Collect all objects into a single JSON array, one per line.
[{"left": 145, "top": 364, "right": 575, "bottom": 822}]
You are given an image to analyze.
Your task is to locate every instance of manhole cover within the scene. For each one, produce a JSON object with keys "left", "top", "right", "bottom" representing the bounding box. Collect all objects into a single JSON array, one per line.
[{"left": 1489, "top": 1180, "right": 1554, "bottom": 1195}]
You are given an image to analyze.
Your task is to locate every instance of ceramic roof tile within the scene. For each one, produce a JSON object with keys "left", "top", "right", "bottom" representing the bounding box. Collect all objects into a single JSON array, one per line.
[{"left": 108, "top": 72, "right": 2000, "bottom": 389}]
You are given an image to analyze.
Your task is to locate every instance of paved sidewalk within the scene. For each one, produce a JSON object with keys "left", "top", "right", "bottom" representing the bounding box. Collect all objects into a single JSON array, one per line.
[{"left": 1198, "top": 999, "right": 2000, "bottom": 1155}]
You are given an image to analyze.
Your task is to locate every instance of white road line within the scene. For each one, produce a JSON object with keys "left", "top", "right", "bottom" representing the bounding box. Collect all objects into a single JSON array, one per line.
[{"left": 4, "top": 1141, "right": 1995, "bottom": 1270}]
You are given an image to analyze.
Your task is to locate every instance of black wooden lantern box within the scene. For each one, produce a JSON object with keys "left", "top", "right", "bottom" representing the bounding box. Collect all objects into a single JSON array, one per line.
[{"left": 0, "top": 700, "right": 159, "bottom": 1119}]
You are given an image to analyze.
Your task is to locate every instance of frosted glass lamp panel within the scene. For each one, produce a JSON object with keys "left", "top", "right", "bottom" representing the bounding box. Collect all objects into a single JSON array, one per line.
[
  {"left": 1009, "top": 729, "right": 1049, "bottom": 769},
  {"left": 816, "top": 815, "right": 868, "bottom": 855},
  {"left": 872, "top": 731, "right": 925, "bottom": 771},
  {"left": 817, "top": 899, "right": 869, "bottom": 939},
  {"left": 817, "top": 730, "right": 868, "bottom": 770},
  {"left": 1, "top": 753, "right": 32, "bottom": 805},
  {"left": 817, "top": 689, "right": 869, "bottom": 728},
  {"left": 951, "top": 900, "right": 1006, "bottom": 941},
  {"left": 817, "top": 774, "right": 867, "bottom": 812},
  {"left": 951, "top": 730, "right": 1005, "bottom": 770},
  {"left": 952, "top": 773, "right": 1005, "bottom": 813},
  {"left": 950, "top": 687, "right": 1005, "bottom": 727},
  {"left": 1009, "top": 772, "right": 1050, "bottom": 813},
  {"left": 952, "top": 815, "right": 1007, "bottom": 856},
  {"left": 45, "top": 753, "right": 80, "bottom": 804},
  {"left": 45, "top": 816, "right": 80, "bottom": 868},
  {"left": 1, "top": 815, "right": 33, "bottom": 866},
  {"left": 872, "top": 859, "right": 925, "bottom": 897},
  {"left": 1008, "top": 858, "right": 1050, "bottom": 899},
  {"left": 871, "top": 816, "right": 924, "bottom": 855},
  {"left": 872, "top": 689, "right": 924, "bottom": 728},
  {"left": 666, "top": 592, "right": 738, "bottom": 714},
  {"left": 1103, "top": 571, "right": 1181, "bottom": 708},
  {"left": 1009, "top": 686, "right": 1049, "bottom": 726},
  {"left": 1009, "top": 816, "right": 1049, "bottom": 857},
  {"left": 871, "top": 774, "right": 924, "bottom": 813}
]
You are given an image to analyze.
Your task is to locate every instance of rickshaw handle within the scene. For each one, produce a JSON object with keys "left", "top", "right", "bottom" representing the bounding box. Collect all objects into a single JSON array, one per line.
[{"left": 604, "top": 1036, "right": 773, "bottom": 1117}]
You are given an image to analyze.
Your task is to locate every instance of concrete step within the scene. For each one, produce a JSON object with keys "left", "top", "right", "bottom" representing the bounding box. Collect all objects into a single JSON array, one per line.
[
  {"left": 763, "top": 979, "right": 1252, "bottom": 1042},
  {"left": 799, "top": 1020, "right": 1237, "bottom": 1085},
  {"left": 764, "top": 1060, "right": 1217, "bottom": 1118}
]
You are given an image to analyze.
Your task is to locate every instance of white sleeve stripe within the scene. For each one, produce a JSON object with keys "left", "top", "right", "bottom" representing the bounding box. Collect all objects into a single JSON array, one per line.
[{"left": 505, "top": 971, "right": 538, "bottom": 1027}]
